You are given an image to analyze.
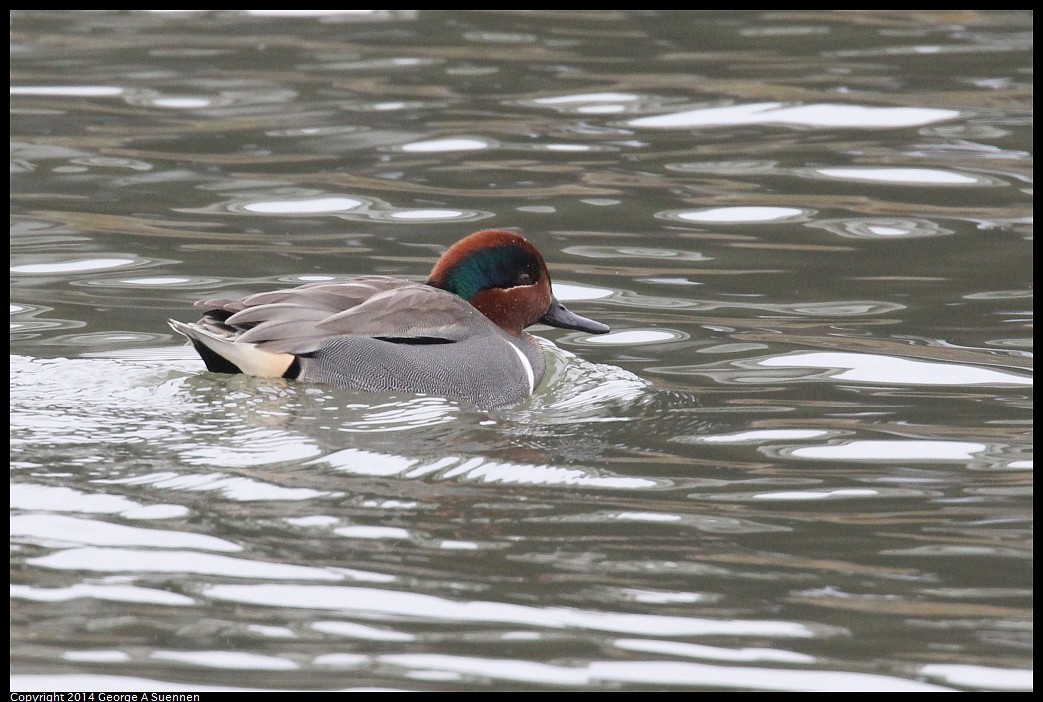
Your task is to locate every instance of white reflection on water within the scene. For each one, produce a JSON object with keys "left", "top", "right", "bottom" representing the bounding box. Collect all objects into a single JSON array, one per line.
[
  {"left": 174, "top": 444, "right": 326, "bottom": 471},
  {"left": 614, "top": 511, "right": 682, "bottom": 522},
  {"left": 315, "top": 448, "right": 656, "bottom": 489},
  {"left": 328, "top": 398, "right": 460, "bottom": 432},
  {"left": 63, "top": 651, "right": 132, "bottom": 663},
  {"left": 313, "top": 654, "right": 371, "bottom": 668},
  {"left": 542, "top": 143, "right": 596, "bottom": 152},
  {"left": 206, "top": 583, "right": 821, "bottom": 637},
  {"left": 247, "top": 624, "right": 295, "bottom": 638},
  {"left": 697, "top": 429, "right": 833, "bottom": 444},
  {"left": 808, "top": 217, "right": 953, "bottom": 240},
  {"left": 661, "top": 206, "right": 809, "bottom": 223},
  {"left": 522, "top": 92, "right": 658, "bottom": 115},
  {"left": 751, "top": 489, "right": 881, "bottom": 501},
  {"left": 117, "top": 276, "right": 192, "bottom": 285},
  {"left": 759, "top": 352, "right": 1032, "bottom": 386},
  {"left": 582, "top": 330, "right": 684, "bottom": 345},
  {"left": 97, "top": 472, "right": 328, "bottom": 502},
  {"left": 10, "top": 483, "right": 186, "bottom": 519},
  {"left": 614, "top": 637, "right": 814, "bottom": 663},
  {"left": 789, "top": 440, "right": 987, "bottom": 462},
  {"left": 151, "top": 97, "right": 213, "bottom": 109},
  {"left": 286, "top": 515, "right": 341, "bottom": 527},
  {"left": 705, "top": 486, "right": 934, "bottom": 503},
  {"left": 368, "top": 207, "right": 492, "bottom": 222},
  {"left": 243, "top": 196, "right": 365, "bottom": 213},
  {"left": 387, "top": 209, "right": 471, "bottom": 220},
  {"left": 814, "top": 167, "right": 981, "bottom": 185},
  {"left": 334, "top": 525, "right": 411, "bottom": 540},
  {"left": 383, "top": 654, "right": 587, "bottom": 686},
  {"left": 551, "top": 282, "right": 614, "bottom": 300},
  {"left": 69, "top": 156, "right": 152, "bottom": 170},
  {"left": 628, "top": 102, "right": 959, "bottom": 129},
  {"left": 10, "top": 583, "right": 194, "bottom": 606},
  {"left": 10, "top": 86, "right": 124, "bottom": 96},
  {"left": 618, "top": 590, "right": 708, "bottom": 605},
  {"left": 11, "top": 258, "right": 137, "bottom": 274},
  {"left": 151, "top": 650, "right": 298, "bottom": 670},
  {"left": 439, "top": 540, "right": 478, "bottom": 550},
  {"left": 244, "top": 9, "right": 398, "bottom": 17},
  {"left": 313, "top": 620, "right": 416, "bottom": 642},
  {"left": 29, "top": 547, "right": 348, "bottom": 581},
  {"left": 213, "top": 191, "right": 494, "bottom": 223},
  {"left": 10, "top": 514, "right": 240, "bottom": 551},
  {"left": 318, "top": 57, "right": 439, "bottom": 71},
  {"left": 563, "top": 245, "right": 712, "bottom": 262},
  {"left": 399, "top": 137, "right": 492, "bottom": 152},
  {"left": 656, "top": 350, "right": 1036, "bottom": 387},
  {"left": 586, "top": 660, "right": 953, "bottom": 691},
  {"left": 372, "top": 654, "right": 953, "bottom": 691},
  {"left": 919, "top": 664, "right": 1033, "bottom": 692},
  {"left": 532, "top": 92, "right": 641, "bottom": 105}
]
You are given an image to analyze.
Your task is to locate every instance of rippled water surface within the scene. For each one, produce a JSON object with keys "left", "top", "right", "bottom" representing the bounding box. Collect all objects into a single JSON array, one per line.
[{"left": 10, "top": 10, "right": 1032, "bottom": 692}]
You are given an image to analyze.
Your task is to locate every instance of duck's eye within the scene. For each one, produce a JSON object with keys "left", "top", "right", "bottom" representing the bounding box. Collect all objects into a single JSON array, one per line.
[{"left": 515, "top": 272, "right": 533, "bottom": 286}]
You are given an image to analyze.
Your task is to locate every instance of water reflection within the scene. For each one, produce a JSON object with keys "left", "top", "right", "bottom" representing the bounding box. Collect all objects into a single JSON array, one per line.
[
  {"left": 758, "top": 351, "right": 1032, "bottom": 386},
  {"left": 10, "top": 86, "right": 125, "bottom": 97},
  {"left": 398, "top": 138, "right": 495, "bottom": 153},
  {"left": 202, "top": 191, "right": 494, "bottom": 223},
  {"left": 627, "top": 102, "right": 960, "bottom": 129},
  {"left": 10, "top": 9, "right": 1032, "bottom": 693},
  {"left": 11, "top": 257, "right": 140, "bottom": 274},
  {"left": 807, "top": 217, "right": 953, "bottom": 240},
  {"left": 206, "top": 582, "right": 824, "bottom": 637},
  {"left": 810, "top": 167, "right": 991, "bottom": 186},
  {"left": 659, "top": 206, "right": 810, "bottom": 224},
  {"left": 655, "top": 351, "right": 1032, "bottom": 387},
  {"left": 519, "top": 92, "right": 680, "bottom": 115},
  {"left": 11, "top": 514, "right": 241, "bottom": 551},
  {"left": 315, "top": 448, "right": 655, "bottom": 489}
]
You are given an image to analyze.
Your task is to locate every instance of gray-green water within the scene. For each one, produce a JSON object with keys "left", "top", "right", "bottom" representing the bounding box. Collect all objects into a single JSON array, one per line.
[{"left": 11, "top": 10, "right": 1032, "bottom": 692}]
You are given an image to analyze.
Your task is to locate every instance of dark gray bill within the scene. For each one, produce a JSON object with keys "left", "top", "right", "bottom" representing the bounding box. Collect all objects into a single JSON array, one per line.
[{"left": 540, "top": 297, "right": 610, "bottom": 334}]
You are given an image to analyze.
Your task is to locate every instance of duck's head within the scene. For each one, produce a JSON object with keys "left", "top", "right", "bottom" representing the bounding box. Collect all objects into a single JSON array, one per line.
[{"left": 427, "top": 229, "right": 610, "bottom": 336}]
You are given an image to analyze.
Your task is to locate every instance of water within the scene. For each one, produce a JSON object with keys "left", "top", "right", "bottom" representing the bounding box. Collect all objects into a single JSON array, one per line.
[{"left": 10, "top": 10, "right": 1032, "bottom": 692}]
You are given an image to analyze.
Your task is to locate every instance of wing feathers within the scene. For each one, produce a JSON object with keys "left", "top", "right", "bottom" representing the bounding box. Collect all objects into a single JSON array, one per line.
[{"left": 178, "top": 278, "right": 490, "bottom": 358}]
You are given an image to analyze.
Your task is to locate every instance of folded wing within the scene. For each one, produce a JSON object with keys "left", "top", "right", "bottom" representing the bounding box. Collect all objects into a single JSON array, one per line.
[{"left": 193, "top": 277, "right": 488, "bottom": 355}]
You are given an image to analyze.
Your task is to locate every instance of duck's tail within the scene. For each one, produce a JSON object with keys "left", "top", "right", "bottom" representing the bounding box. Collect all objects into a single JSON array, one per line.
[{"left": 168, "top": 319, "right": 295, "bottom": 378}]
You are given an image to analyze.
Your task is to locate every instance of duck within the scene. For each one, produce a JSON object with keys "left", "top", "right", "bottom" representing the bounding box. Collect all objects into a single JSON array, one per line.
[{"left": 168, "top": 229, "right": 610, "bottom": 408}]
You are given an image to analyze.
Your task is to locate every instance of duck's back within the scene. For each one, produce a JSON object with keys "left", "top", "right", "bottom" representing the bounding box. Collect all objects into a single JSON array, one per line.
[{"left": 171, "top": 277, "right": 545, "bottom": 408}]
